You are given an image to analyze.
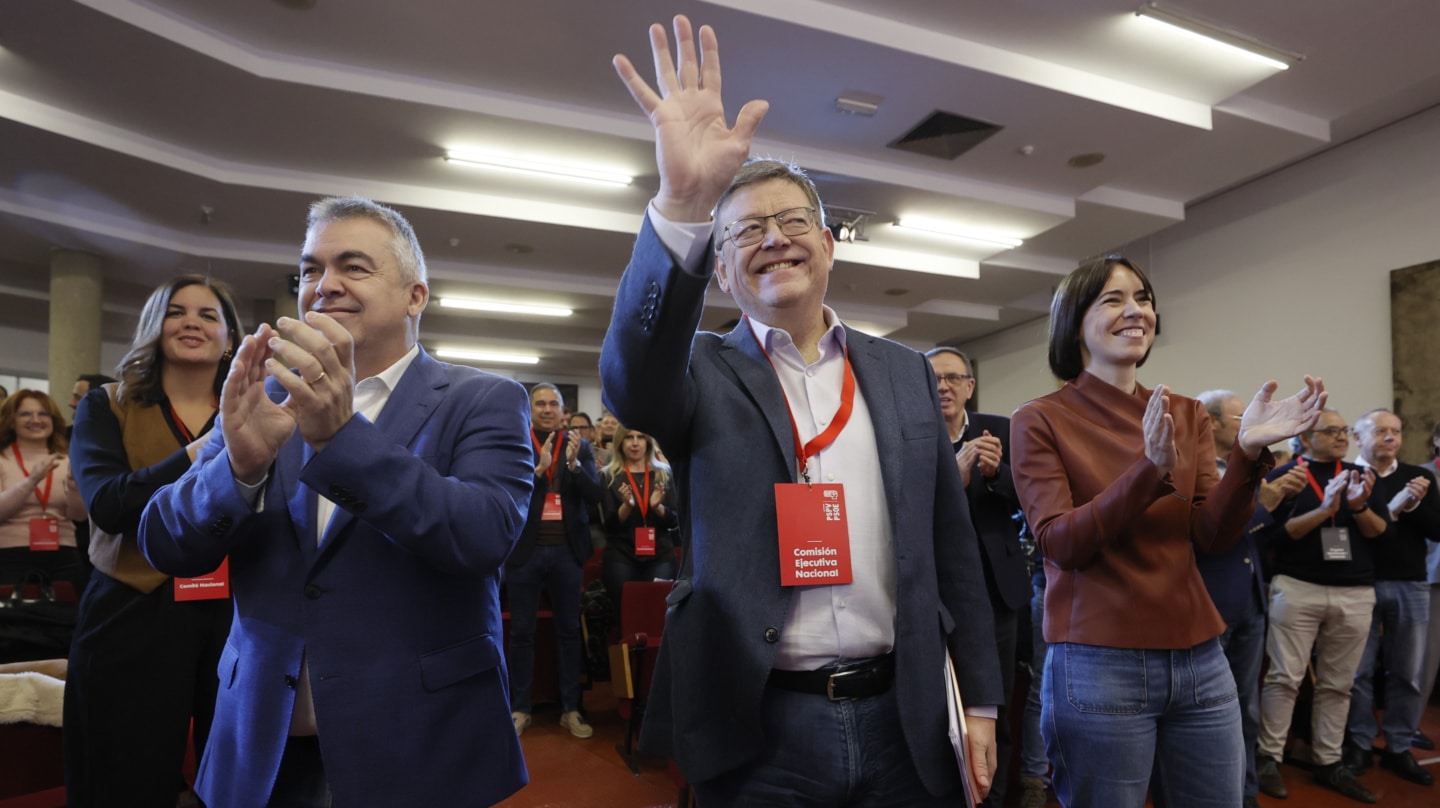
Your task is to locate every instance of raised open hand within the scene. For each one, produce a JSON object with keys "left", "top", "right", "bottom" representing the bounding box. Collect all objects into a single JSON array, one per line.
[
  {"left": 1238, "top": 377, "right": 1327, "bottom": 458},
  {"left": 613, "top": 15, "right": 769, "bottom": 223}
]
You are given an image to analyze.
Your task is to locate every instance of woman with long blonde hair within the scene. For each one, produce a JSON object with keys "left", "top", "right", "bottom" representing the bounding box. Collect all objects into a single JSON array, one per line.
[{"left": 600, "top": 425, "right": 680, "bottom": 616}]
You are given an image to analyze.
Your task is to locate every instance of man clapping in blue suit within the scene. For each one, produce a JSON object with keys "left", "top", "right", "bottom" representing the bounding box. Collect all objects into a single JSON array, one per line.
[{"left": 140, "top": 197, "right": 534, "bottom": 807}]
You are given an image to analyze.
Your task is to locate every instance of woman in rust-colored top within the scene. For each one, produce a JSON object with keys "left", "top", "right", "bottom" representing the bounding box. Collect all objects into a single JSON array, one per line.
[{"left": 1010, "top": 255, "right": 1325, "bottom": 808}]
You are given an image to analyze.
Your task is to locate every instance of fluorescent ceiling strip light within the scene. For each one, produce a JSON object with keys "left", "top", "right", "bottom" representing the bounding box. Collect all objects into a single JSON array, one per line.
[
  {"left": 439, "top": 297, "right": 573, "bottom": 317},
  {"left": 1135, "top": 4, "right": 1295, "bottom": 71},
  {"left": 434, "top": 348, "right": 540, "bottom": 365},
  {"left": 444, "top": 151, "right": 633, "bottom": 187},
  {"left": 893, "top": 218, "right": 1023, "bottom": 249}
]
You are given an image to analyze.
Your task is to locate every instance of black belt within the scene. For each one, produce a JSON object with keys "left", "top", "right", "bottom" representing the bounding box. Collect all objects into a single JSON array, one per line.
[{"left": 768, "top": 653, "right": 895, "bottom": 701}]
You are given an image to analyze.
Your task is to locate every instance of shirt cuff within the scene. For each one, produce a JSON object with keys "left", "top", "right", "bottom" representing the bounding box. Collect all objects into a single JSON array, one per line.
[
  {"left": 964, "top": 706, "right": 999, "bottom": 721},
  {"left": 647, "top": 201, "right": 714, "bottom": 277},
  {"left": 233, "top": 472, "right": 268, "bottom": 513}
]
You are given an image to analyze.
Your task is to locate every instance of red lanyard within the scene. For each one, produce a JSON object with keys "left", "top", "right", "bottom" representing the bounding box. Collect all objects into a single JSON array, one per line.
[
  {"left": 531, "top": 429, "right": 564, "bottom": 488},
  {"left": 167, "top": 401, "right": 216, "bottom": 445},
  {"left": 624, "top": 468, "right": 650, "bottom": 523},
  {"left": 748, "top": 319, "right": 856, "bottom": 483},
  {"left": 11, "top": 444, "right": 53, "bottom": 512},
  {"left": 1301, "top": 460, "right": 1342, "bottom": 501}
]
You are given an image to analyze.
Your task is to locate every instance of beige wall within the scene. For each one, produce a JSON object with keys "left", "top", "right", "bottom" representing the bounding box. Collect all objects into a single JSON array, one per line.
[{"left": 964, "top": 102, "right": 1440, "bottom": 434}]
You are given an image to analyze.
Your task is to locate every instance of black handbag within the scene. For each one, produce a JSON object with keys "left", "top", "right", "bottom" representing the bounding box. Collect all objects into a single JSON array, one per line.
[{"left": 0, "top": 570, "right": 77, "bottom": 664}]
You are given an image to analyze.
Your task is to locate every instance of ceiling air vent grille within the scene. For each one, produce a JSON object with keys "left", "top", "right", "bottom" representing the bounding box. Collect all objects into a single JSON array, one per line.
[{"left": 888, "top": 110, "right": 1001, "bottom": 160}]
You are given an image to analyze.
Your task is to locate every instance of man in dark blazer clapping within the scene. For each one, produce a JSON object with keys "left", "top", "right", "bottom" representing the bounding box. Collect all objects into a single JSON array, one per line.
[{"left": 927, "top": 347, "right": 1030, "bottom": 808}]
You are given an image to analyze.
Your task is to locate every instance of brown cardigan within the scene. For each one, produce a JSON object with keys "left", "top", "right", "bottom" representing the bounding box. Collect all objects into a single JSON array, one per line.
[
  {"left": 1011, "top": 372, "right": 1270, "bottom": 649},
  {"left": 84, "top": 385, "right": 188, "bottom": 594}
]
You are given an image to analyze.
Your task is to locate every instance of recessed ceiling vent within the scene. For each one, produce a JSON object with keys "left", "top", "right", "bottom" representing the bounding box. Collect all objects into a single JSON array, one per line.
[{"left": 888, "top": 110, "right": 1001, "bottom": 160}]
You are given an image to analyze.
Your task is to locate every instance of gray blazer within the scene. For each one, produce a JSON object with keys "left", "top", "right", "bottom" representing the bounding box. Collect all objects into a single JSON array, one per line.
[{"left": 600, "top": 219, "right": 1002, "bottom": 795}]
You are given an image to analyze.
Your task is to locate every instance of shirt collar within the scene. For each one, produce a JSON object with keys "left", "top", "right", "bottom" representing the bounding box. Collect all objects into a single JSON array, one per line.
[
  {"left": 1354, "top": 455, "right": 1398, "bottom": 477},
  {"left": 744, "top": 306, "right": 847, "bottom": 361},
  {"left": 358, "top": 344, "right": 420, "bottom": 394}
]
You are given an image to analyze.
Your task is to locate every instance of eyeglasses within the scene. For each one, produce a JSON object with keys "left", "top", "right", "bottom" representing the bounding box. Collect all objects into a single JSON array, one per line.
[
  {"left": 719, "top": 207, "right": 816, "bottom": 249},
  {"left": 1311, "top": 426, "right": 1350, "bottom": 437},
  {"left": 936, "top": 374, "right": 973, "bottom": 387},
  {"left": 1363, "top": 427, "right": 1402, "bottom": 437}
]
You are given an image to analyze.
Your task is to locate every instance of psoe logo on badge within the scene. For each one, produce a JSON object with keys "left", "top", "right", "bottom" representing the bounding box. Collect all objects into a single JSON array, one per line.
[{"left": 823, "top": 489, "right": 839, "bottom": 501}]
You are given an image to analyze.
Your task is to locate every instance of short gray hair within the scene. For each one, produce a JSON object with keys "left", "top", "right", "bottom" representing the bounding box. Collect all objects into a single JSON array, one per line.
[
  {"left": 307, "top": 196, "right": 427, "bottom": 285},
  {"left": 1195, "top": 389, "right": 1239, "bottom": 423}
]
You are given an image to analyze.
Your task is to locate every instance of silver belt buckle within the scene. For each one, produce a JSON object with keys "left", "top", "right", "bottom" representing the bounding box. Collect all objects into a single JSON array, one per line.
[{"left": 826, "top": 668, "right": 860, "bottom": 701}]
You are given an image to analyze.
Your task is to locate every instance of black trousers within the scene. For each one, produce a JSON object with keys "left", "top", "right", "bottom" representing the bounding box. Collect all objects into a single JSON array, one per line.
[{"left": 63, "top": 570, "right": 231, "bottom": 807}]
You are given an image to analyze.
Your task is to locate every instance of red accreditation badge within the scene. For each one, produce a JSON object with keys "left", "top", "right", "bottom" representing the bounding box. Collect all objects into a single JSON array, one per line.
[
  {"left": 174, "top": 557, "right": 231, "bottom": 602},
  {"left": 542, "top": 492, "right": 564, "bottom": 521},
  {"left": 635, "top": 527, "right": 657, "bottom": 557},
  {"left": 28, "top": 517, "right": 60, "bottom": 551},
  {"left": 774, "top": 483, "right": 853, "bottom": 586}
]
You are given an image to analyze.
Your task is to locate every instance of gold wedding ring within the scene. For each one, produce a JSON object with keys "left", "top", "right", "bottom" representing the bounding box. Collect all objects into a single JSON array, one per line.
[{"left": 305, "top": 371, "right": 327, "bottom": 386}]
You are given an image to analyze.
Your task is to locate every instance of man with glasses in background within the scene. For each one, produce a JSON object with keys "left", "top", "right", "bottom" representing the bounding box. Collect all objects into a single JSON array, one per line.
[
  {"left": 926, "top": 347, "right": 1030, "bottom": 808},
  {"left": 1341, "top": 409, "right": 1439, "bottom": 787},
  {"left": 1255, "top": 410, "right": 1389, "bottom": 804}
]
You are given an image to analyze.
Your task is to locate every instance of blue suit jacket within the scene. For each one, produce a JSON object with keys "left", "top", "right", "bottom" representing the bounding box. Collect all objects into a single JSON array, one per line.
[
  {"left": 599, "top": 220, "right": 1002, "bottom": 794},
  {"left": 139, "top": 348, "right": 534, "bottom": 808},
  {"left": 1195, "top": 458, "right": 1270, "bottom": 625}
]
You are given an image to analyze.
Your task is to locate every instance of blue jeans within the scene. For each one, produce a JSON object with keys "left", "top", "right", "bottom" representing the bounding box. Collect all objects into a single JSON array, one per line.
[
  {"left": 506, "top": 544, "right": 584, "bottom": 713},
  {"left": 1217, "top": 605, "right": 1265, "bottom": 799},
  {"left": 1346, "top": 579, "right": 1431, "bottom": 752},
  {"left": 1020, "top": 581, "right": 1049, "bottom": 781},
  {"left": 1042, "top": 640, "right": 1242, "bottom": 808},
  {"left": 693, "top": 682, "right": 955, "bottom": 807}
]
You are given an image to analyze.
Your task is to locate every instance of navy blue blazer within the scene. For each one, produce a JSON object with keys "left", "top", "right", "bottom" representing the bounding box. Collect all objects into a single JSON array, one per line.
[
  {"left": 960, "top": 412, "right": 1031, "bottom": 612},
  {"left": 600, "top": 219, "right": 1002, "bottom": 795},
  {"left": 139, "top": 348, "right": 534, "bottom": 808}
]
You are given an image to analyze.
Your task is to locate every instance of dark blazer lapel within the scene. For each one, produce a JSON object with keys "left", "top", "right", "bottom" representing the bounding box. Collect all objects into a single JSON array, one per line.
[
  {"left": 316, "top": 348, "right": 447, "bottom": 552},
  {"left": 719, "top": 327, "right": 798, "bottom": 480},
  {"left": 845, "top": 327, "right": 905, "bottom": 530}
]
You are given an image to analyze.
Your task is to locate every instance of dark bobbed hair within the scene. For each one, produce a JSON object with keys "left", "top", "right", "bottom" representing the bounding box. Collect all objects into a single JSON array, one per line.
[
  {"left": 0, "top": 390, "right": 68, "bottom": 454},
  {"left": 713, "top": 158, "right": 825, "bottom": 253},
  {"left": 1047, "top": 255, "right": 1159, "bottom": 381},
  {"left": 116, "top": 275, "right": 244, "bottom": 405}
]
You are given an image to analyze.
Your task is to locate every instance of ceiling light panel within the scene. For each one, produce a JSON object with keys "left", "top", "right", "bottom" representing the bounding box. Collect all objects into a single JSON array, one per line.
[
  {"left": 444, "top": 150, "right": 633, "bottom": 187},
  {"left": 434, "top": 348, "right": 540, "bottom": 365},
  {"left": 438, "top": 297, "right": 573, "bottom": 317}
]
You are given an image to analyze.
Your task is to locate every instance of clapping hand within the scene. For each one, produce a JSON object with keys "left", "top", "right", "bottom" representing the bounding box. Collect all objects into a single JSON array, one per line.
[
  {"left": 1388, "top": 475, "right": 1430, "bottom": 516},
  {"left": 1143, "top": 385, "right": 1177, "bottom": 475},
  {"left": 1237, "top": 377, "right": 1327, "bottom": 459},
  {"left": 1346, "top": 467, "right": 1376, "bottom": 512},
  {"left": 1258, "top": 465, "right": 1308, "bottom": 512}
]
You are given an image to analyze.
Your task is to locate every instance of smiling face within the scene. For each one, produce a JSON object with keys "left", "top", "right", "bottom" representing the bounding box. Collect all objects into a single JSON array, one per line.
[
  {"left": 11, "top": 394, "right": 55, "bottom": 446},
  {"left": 299, "top": 216, "right": 428, "bottom": 377},
  {"left": 713, "top": 178, "right": 835, "bottom": 329},
  {"left": 161, "top": 284, "right": 230, "bottom": 368},
  {"left": 530, "top": 386, "right": 564, "bottom": 432},
  {"left": 1079, "top": 265, "right": 1156, "bottom": 377}
]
